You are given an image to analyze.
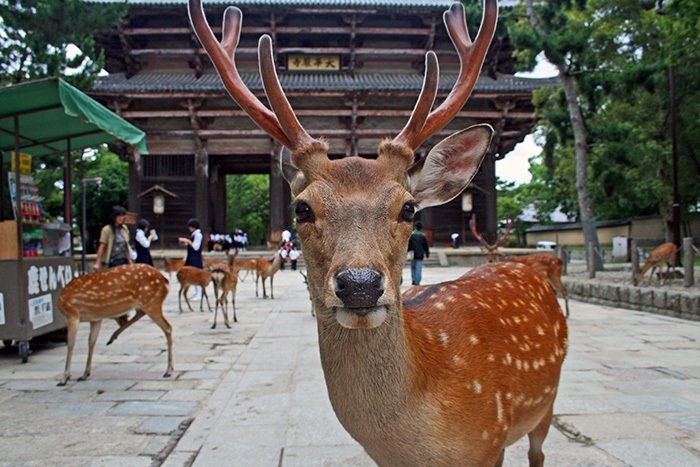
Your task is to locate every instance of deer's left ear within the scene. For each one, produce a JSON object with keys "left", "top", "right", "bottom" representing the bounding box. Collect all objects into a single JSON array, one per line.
[
  {"left": 407, "top": 124, "right": 493, "bottom": 209},
  {"left": 280, "top": 147, "right": 308, "bottom": 196}
]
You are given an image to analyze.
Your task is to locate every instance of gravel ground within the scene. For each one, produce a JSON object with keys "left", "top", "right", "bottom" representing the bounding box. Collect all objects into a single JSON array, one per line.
[{"left": 565, "top": 260, "right": 700, "bottom": 293}]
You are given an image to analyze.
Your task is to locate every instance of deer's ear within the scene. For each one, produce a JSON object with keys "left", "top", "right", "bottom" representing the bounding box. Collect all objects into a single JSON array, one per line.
[
  {"left": 407, "top": 124, "right": 492, "bottom": 209},
  {"left": 280, "top": 147, "right": 308, "bottom": 196}
]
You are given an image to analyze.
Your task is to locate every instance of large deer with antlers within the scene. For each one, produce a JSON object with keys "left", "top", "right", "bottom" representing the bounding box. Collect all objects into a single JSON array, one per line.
[
  {"left": 471, "top": 215, "right": 512, "bottom": 262},
  {"left": 189, "top": 0, "right": 567, "bottom": 464},
  {"left": 472, "top": 216, "right": 570, "bottom": 317}
]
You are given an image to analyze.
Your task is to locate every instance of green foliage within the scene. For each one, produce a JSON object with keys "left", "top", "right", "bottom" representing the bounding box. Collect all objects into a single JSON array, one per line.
[
  {"left": 0, "top": 0, "right": 126, "bottom": 88},
  {"left": 226, "top": 175, "right": 270, "bottom": 245},
  {"left": 505, "top": 0, "right": 700, "bottom": 225}
]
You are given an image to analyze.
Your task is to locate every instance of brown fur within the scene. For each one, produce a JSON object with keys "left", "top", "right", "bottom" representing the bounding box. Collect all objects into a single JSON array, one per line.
[
  {"left": 633, "top": 242, "right": 679, "bottom": 286},
  {"left": 56, "top": 264, "right": 172, "bottom": 386},
  {"left": 505, "top": 254, "right": 570, "bottom": 318},
  {"left": 254, "top": 252, "right": 283, "bottom": 299},
  {"left": 211, "top": 267, "right": 238, "bottom": 328},
  {"left": 176, "top": 266, "right": 213, "bottom": 312}
]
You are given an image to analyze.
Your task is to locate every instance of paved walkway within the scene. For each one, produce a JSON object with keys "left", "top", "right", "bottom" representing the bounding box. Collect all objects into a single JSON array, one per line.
[{"left": 1, "top": 265, "right": 699, "bottom": 466}]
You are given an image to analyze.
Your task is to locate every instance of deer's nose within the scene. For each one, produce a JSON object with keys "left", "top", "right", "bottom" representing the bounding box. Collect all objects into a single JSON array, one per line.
[{"left": 334, "top": 269, "right": 384, "bottom": 311}]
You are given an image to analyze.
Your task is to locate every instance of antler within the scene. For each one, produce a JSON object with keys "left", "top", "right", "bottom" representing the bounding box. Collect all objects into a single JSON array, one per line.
[
  {"left": 411, "top": 0, "right": 498, "bottom": 149},
  {"left": 471, "top": 215, "right": 511, "bottom": 250},
  {"left": 189, "top": 0, "right": 297, "bottom": 149}
]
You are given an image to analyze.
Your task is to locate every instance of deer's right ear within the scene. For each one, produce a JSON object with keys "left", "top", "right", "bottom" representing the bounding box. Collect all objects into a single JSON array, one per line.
[
  {"left": 280, "top": 147, "right": 308, "bottom": 195},
  {"left": 407, "top": 124, "right": 493, "bottom": 209}
]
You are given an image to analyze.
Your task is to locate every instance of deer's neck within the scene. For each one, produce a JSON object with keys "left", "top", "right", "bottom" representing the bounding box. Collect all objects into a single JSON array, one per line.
[{"left": 316, "top": 306, "right": 420, "bottom": 457}]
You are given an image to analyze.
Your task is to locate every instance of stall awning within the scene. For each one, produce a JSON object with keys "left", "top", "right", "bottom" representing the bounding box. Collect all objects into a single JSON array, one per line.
[{"left": 0, "top": 77, "right": 148, "bottom": 157}]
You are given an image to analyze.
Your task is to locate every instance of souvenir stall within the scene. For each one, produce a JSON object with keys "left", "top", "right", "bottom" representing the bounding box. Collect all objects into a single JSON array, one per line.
[{"left": 0, "top": 78, "right": 147, "bottom": 361}]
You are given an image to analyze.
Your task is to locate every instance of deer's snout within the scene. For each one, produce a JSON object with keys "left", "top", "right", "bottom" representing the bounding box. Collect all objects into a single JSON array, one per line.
[{"left": 334, "top": 268, "right": 384, "bottom": 311}]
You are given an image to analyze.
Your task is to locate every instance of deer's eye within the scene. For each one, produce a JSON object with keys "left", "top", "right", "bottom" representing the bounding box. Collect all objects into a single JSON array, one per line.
[
  {"left": 400, "top": 202, "right": 417, "bottom": 223},
  {"left": 294, "top": 201, "right": 314, "bottom": 224}
]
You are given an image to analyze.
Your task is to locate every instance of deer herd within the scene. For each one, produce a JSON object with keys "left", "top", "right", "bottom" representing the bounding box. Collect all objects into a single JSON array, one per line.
[{"left": 49, "top": 0, "right": 683, "bottom": 464}]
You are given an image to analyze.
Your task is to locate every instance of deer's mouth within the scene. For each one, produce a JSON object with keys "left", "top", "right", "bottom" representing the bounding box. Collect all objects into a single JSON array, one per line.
[{"left": 335, "top": 306, "right": 388, "bottom": 329}]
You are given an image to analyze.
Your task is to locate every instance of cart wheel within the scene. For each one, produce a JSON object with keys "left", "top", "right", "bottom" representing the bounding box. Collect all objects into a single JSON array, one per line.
[
  {"left": 18, "top": 341, "right": 30, "bottom": 363},
  {"left": 2, "top": 340, "right": 12, "bottom": 348}
]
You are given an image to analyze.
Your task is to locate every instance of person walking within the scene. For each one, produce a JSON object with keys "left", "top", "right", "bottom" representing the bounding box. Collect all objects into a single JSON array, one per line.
[
  {"left": 134, "top": 218, "right": 156, "bottom": 265},
  {"left": 93, "top": 205, "right": 132, "bottom": 272},
  {"left": 179, "top": 218, "right": 204, "bottom": 298},
  {"left": 451, "top": 232, "right": 460, "bottom": 249},
  {"left": 407, "top": 221, "right": 430, "bottom": 285}
]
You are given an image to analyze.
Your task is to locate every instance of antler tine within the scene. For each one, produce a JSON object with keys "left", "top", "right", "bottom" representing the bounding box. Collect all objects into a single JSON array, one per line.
[
  {"left": 470, "top": 215, "right": 492, "bottom": 249},
  {"left": 494, "top": 216, "right": 512, "bottom": 248},
  {"left": 188, "top": 0, "right": 292, "bottom": 148},
  {"left": 413, "top": 0, "right": 498, "bottom": 149},
  {"left": 259, "top": 35, "right": 317, "bottom": 150},
  {"left": 393, "top": 51, "right": 439, "bottom": 148}
]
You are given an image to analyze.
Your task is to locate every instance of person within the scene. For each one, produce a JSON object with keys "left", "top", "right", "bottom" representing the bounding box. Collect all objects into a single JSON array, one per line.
[
  {"left": 134, "top": 218, "right": 156, "bottom": 265},
  {"left": 178, "top": 218, "right": 204, "bottom": 298},
  {"left": 407, "top": 221, "right": 430, "bottom": 285},
  {"left": 451, "top": 232, "right": 460, "bottom": 249},
  {"left": 282, "top": 228, "right": 291, "bottom": 245},
  {"left": 94, "top": 205, "right": 132, "bottom": 272},
  {"left": 289, "top": 246, "right": 301, "bottom": 271}
]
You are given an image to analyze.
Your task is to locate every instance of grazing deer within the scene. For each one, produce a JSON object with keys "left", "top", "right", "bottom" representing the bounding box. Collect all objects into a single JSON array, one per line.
[
  {"left": 164, "top": 257, "right": 185, "bottom": 278},
  {"left": 472, "top": 217, "right": 569, "bottom": 318},
  {"left": 189, "top": 0, "right": 568, "bottom": 465},
  {"left": 56, "top": 264, "right": 173, "bottom": 386},
  {"left": 633, "top": 242, "right": 679, "bottom": 286},
  {"left": 505, "top": 254, "right": 570, "bottom": 318},
  {"left": 471, "top": 215, "right": 512, "bottom": 262},
  {"left": 234, "top": 258, "right": 257, "bottom": 282},
  {"left": 255, "top": 251, "right": 283, "bottom": 299},
  {"left": 176, "top": 266, "right": 213, "bottom": 312}
]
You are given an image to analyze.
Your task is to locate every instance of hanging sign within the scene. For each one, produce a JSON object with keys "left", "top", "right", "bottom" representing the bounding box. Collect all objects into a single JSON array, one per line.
[
  {"left": 11, "top": 152, "right": 32, "bottom": 175},
  {"left": 287, "top": 54, "right": 341, "bottom": 71}
]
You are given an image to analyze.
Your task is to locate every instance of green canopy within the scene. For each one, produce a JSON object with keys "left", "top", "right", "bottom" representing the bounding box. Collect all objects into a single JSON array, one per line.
[{"left": 0, "top": 77, "right": 148, "bottom": 157}]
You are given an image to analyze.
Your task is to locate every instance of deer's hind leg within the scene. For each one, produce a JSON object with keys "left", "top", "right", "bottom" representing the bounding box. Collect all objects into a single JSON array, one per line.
[
  {"left": 107, "top": 311, "right": 145, "bottom": 345},
  {"left": 145, "top": 305, "right": 173, "bottom": 377},
  {"left": 527, "top": 404, "right": 554, "bottom": 467}
]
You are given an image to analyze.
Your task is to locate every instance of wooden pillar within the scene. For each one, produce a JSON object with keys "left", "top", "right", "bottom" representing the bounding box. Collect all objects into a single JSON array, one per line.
[
  {"left": 269, "top": 144, "right": 290, "bottom": 242},
  {"left": 209, "top": 163, "right": 226, "bottom": 233},
  {"left": 128, "top": 150, "right": 140, "bottom": 217},
  {"left": 194, "top": 144, "right": 209, "bottom": 232}
]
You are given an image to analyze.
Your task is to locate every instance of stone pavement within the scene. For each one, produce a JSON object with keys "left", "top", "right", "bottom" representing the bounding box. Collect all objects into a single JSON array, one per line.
[{"left": 1, "top": 264, "right": 699, "bottom": 466}]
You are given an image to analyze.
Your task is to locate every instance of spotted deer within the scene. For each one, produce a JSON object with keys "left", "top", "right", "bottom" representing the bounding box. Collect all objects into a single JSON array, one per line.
[
  {"left": 189, "top": 0, "right": 568, "bottom": 465},
  {"left": 472, "top": 217, "right": 569, "bottom": 317},
  {"left": 56, "top": 264, "right": 173, "bottom": 386},
  {"left": 210, "top": 253, "right": 239, "bottom": 328},
  {"left": 163, "top": 257, "right": 185, "bottom": 278},
  {"left": 471, "top": 215, "right": 512, "bottom": 262},
  {"left": 633, "top": 242, "right": 679, "bottom": 286}
]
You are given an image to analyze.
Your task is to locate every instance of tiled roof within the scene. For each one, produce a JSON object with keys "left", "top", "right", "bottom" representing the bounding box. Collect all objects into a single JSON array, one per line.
[
  {"left": 92, "top": 71, "right": 559, "bottom": 94},
  {"left": 87, "top": 0, "right": 519, "bottom": 9}
]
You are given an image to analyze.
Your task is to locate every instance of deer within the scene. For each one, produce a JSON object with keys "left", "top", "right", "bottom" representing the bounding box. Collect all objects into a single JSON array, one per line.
[
  {"left": 56, "top": 264, "right": 173, "bottom": 386},
  {"left": 234, "top": 257, "right": 257, "bottom": 281},
  {"left": 471, "top": 217, "right": 569, "bottom": 317},
  {"left": 164, "top": 257, "right": 185, "bottom": 278},
  {"left": 210, "top": 253, "right": 239, "bottom": 328},
  {"left": 189, "top": 0, "right": 568, "bottom": 465},
  {"left": 633, "top": 242, "right": 679, "bottom": 286},
  {"left": 254, "top": 251, "right": 283, "bottom": 299},
  {"left": 471, "top": 215, "right": 512, "bottom": 262},
  {"left": 176, "top": 266, "right": 213, "bottom": 312}
]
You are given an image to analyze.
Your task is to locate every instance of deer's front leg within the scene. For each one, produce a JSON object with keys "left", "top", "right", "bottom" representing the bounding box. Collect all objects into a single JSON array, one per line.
[
  {"left": 58, "top": 317, "right": 79, "bottom": 386},
  {"left": 79, "top": 320, "right": 102, "bottom": 381}
]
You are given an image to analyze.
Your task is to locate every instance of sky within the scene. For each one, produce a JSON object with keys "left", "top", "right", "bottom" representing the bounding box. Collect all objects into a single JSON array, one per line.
[{"left": 495, "top": 56, "right": 559, "bottom": 186}]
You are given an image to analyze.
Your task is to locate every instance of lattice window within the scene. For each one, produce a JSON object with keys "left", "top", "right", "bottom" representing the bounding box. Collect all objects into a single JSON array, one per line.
[{"left": 143, "top": 155, "right": 194, "bottom": 178}]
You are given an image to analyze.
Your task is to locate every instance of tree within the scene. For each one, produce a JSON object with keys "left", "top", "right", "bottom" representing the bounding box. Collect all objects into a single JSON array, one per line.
[
  {"left": 0, "top": 0, "right": 126, "bottom": 87},
  {"left": 510, "top": 0, "right": 604, "bottom": 270},
  {"left": 226, "top": 175, "right": 270, "bottom": 245}
]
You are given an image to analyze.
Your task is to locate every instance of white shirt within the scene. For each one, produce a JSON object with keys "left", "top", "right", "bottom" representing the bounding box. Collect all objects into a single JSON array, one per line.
[
  {"left": 192, "top": 229, "right": 203, "bottom": 251},
  {"left": 282, "top": 230, "right": 291, "bottom": 242},
  {"left": 136, "top": 229, "right": 151, "bottom": 248},
  {"left": 289, "top": 249, "right": 301, "bottom": 261}
]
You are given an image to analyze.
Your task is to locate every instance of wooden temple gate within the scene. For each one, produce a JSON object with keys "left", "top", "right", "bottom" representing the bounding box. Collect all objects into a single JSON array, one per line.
[{"left": 88, "top": 0, "right": 557, "bottom": 247}]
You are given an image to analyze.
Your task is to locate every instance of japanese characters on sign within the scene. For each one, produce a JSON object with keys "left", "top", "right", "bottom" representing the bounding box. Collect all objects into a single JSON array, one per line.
[
  {"left": 26, "top": 264, "right": 73, "bottom": 296},
  {"left": 287, "top": 54, "right": 341, "bottom": 71},
  {"left": 29, "top": 294, "right": 53, "bottom": 329}
]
